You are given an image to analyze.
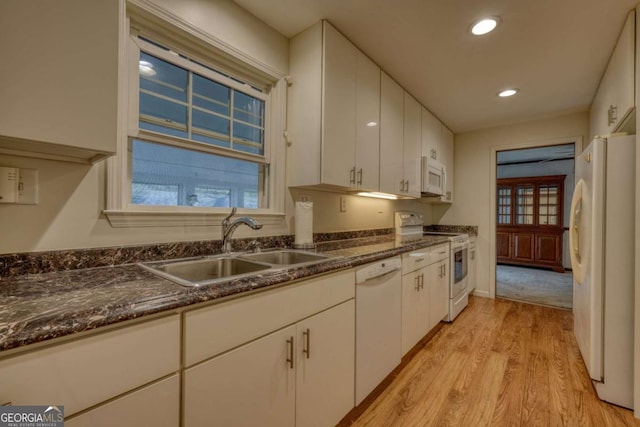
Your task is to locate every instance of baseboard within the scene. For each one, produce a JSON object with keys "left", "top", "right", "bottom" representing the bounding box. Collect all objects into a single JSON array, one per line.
[{"left": 471, "top": 289, "right": 491, "bottom": 299}]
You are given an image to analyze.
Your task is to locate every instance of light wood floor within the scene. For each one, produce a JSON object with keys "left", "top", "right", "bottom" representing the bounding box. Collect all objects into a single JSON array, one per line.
[{"left": 350, "top": 296, "right": 639, "bottom": 427}]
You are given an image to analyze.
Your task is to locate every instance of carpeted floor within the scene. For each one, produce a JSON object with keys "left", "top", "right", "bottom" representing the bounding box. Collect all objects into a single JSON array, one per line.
[{"left": 496, "top": 264, "right": 573, "bottom": 309}]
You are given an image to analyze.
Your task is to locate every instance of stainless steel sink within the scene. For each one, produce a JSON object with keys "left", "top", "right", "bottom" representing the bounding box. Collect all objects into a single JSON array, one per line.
[
  {"left": 139, "top": 256, "right": 272, "bottom": 287},
  {"left": 139, "top": 249, "right": 338, "bottom": 287},
  {"left": 238, "top": 249, "right": 334, "bottom": 266}
]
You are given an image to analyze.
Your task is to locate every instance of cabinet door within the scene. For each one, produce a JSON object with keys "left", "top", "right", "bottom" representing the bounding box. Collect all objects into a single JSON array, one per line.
[
  {"left": 512, "top": 233, "right": 535, "bottom": 263},
  {"left": 183, "top": 325, "right": 296, "bottom": 427},
  {"left": 421, "top": 107, "right": 440, "bottom": 160},
  {"left": 441, "top": 126, "right": 454, "bottom": 202},
  {"left": 535, "top": 233, "right": 562, "bottom": 266},
  {"left": 0, "top": 0, "right": 118, "bottom": 159},
  {"left": 380, "top": 72, "right": 405, "bottom": 195},
  {"left": 496, "top": 232, "right": 512, "bottom": 260},
  {"left": 401, "top": 269, "right": 428, "bottom": 355},
  {"left": 355, "top": 51, "right": 381, "bottom": 192},
  {"left": 65, "top": 375, "right": 179, "bottom": 427},
  {"left": 428, "top": 259, "right": 449, "bottom": 330},
  {"left": 296, "top": 300, "right": 355, "bottom": 427},
  {"left": 468, "top": 244, "right": 477, "bottom": 292},
  {"left": 322, "top": 22, "right": 357, "bottom": 187},
  {"left": 403, "top": 92, "right": 422, "bottom": 197}
]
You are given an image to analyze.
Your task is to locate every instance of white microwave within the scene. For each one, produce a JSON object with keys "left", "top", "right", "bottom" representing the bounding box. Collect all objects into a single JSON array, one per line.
[{"left": 421, "top": 156, "right": 446, "bottom": 196}]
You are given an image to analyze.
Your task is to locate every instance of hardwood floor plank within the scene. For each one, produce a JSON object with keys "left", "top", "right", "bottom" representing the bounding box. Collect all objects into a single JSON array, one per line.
[{"left": 346, "top": 296, "right": 640, "bottom": 427}]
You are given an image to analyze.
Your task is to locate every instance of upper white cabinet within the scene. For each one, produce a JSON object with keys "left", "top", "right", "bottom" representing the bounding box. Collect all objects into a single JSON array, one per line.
[
  {"left": 403, "top": 93, "right": 422, "bottom": 198},
  {"left": 380, "top": 74, "right": 421, "bottom": 197},
  {"left": 0, "top": 0, "right": 120, "bottom": 163},
  {"left": 421, "top": 107, "right": 454, "bottom": 203},
  {"left": 590, "top": 10, "right": 635, "bottom": 139},
  {"left": 380, "top": 72, "right": 405, "bottom": 195},
  {"left": 288, "top": 21, "right": 380, "bottom": 192}
]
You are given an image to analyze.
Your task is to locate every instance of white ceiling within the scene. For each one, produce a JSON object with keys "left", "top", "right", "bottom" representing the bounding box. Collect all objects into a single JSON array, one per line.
[{"left": 233, "top": 0, "right": 637, "bottom": 133}]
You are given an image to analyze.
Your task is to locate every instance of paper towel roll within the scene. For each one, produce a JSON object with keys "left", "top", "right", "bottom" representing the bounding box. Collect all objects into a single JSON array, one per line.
[{"left": 295, "top": 201, "right": 314, "bottom": 246}]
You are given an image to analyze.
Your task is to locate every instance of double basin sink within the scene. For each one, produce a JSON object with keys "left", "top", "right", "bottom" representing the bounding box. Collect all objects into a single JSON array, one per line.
[{"left": 138, "top": 249, "right": 337, "bottom": 287}]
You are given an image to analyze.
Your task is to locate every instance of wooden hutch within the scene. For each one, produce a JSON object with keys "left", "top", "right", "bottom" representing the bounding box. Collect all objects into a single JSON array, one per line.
[{"left": 496, "top": 175, "right": 565, "bottom": 272}]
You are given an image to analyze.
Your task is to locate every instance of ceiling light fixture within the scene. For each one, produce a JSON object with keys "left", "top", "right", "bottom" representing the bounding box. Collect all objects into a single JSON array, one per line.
[
  {"left": 366, "top": 121, "right": 378, "bottom": 127},
  {"left": 498, "top": 88, "right": 519, "bottom": 97},
  {"left": 470, "top": 16, "right": 500, "bottom": 36}
]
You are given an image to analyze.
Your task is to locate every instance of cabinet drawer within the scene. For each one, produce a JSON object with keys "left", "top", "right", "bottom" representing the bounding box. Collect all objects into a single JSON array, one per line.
[
  {"left": 184, "top": 269, "right": 355, "bottom": 366},
  {"left": 0, "top": 314, "right": 180, "bottom": 417},
  {"left": 401, "top": 250, "right": 430, "bottom": 273},
  {"left": 65, "top": 374, "right": 180, "bottom": 427},
  {"left": 430, "top": 243, "right": 450, "bottom": 263}
]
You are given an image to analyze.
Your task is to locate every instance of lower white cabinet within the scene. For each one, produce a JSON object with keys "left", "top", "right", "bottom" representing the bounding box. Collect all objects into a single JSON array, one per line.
[
  {"left": 65, "top": 375, "right": 180, "bottom": 427},
  {"left": 401, "top": 266, "right": 429, "bottom": 355},
  {"left": 401, "top": 244, "right": 450, "bottom": 355},
  {"left": 183, "top": 300, "right": 355, "bottom": 427},
  {"left": 428, "top": 258, "right": 449, "bottom": 331},
  {"left": 0, "top": 314, "right": 180, "bottom": 417}
]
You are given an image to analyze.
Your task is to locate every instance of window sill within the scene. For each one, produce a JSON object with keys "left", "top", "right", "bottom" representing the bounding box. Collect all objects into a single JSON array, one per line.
[{"left": 103, "top": 208, "right": 286, "bottom": 228}]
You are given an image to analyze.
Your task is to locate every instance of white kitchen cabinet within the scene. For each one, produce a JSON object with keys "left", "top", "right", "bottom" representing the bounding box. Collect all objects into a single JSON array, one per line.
[
  {"left": 184, "top": 325, "right": 297, "bottom": 427},
  {"left": 296, "top": 300, "right": 355, "bottom": 427},
  {"left": 468, "top": 237, "right": 477, "bottom": 293},
  {"left": 184, "top": 300, "right": 355, "bottom": 427},
  {"left": 421, "top": 108, "right": 454, "bottom": 203},
  {"left": 380, "top": 72, "right": 405, "bottom": 195},
  {"left": 65, "top": 375, "right": 180, "bottom": 427},
  {"left": 380, "top": 74, "right": 421, "bottom": 197},
  {"left": 0, "top": 314, "right": 180, "bottom": 417},
  {"left": 0, "top": 0, "right": 119, "bottom": 163},
  {"left": 183, "top": 269, "right": 355, "bottom": 427},
  {"left": 401, "top": 266, "right": 429, "bottom": 355},
  {"left": 428, "top": 258, "right": 449, "bottom": 330},
  {"left": 403, "top": 92, "right": 422, "bottom": 197},
  {"left": 401, "top": 244, "right": 450, "bottom": 355},
  {"left": 288, "top": 21, "right": 380, "bottom": 192},
  {"left": 589, "top": 10, "right": 635, "bottom": 139}
]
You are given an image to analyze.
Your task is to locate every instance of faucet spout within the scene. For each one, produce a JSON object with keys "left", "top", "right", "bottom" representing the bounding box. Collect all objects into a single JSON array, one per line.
[{"left": 221, "top": 207, "right": 263, "bottom": 254}]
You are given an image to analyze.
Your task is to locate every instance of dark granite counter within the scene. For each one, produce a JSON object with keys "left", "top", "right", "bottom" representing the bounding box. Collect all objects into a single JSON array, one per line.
[{"left": 0, "top": 234, "right": 449, "bottom": 354}]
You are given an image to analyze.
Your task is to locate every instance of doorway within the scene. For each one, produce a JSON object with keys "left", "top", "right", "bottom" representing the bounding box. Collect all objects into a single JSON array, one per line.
[{"left": 495, "top": 143, "right": 575, "bottom": 309}]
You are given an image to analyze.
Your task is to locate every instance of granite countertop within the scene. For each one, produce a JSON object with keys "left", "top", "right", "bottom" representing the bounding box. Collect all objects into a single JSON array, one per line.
[{"left": 0, "top": 234, "right": 450, "bottom": 354}]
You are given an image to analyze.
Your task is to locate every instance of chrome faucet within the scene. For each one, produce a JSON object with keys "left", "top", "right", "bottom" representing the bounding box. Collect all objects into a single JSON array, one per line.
[{"left": 221, "top": 207, "right": 263, "bottom": 253}]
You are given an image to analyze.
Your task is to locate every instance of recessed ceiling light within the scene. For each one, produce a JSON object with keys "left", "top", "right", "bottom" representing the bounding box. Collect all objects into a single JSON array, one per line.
[
  {"left": 498, "top": 88, "right": 519, "bottom": 97},
  {"left": 470, "top": 17, "right": 500, "bottom": 36}
]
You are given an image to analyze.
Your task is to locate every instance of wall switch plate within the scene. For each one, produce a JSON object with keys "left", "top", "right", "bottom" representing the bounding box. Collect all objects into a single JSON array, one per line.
[
  {"left": 18, "top": 169, "right": 39, "bottom": 205},
  {"left": 0, "top": 167, "right": 19, "bottom": 203},
  {"left": 340, "top": 196, "right": 347, "bottom": 212}
]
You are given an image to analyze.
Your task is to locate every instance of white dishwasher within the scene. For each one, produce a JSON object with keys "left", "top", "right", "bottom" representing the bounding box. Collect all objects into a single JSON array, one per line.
[{"left": 355, "top": 256, "right": 402, "bottom": 405}]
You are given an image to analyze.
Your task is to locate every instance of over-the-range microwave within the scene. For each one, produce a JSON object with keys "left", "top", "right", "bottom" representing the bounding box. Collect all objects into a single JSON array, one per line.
[{"left": 421, "top": 156, "right": 446, "bottom": 196}]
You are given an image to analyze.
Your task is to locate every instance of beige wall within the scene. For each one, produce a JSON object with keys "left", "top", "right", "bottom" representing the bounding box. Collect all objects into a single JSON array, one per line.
[
  {"left": 0, "top": 0, "right": 294, "bottom": 254},
  {"left": 434, "top": 111, "right": 589, "bottom": 298}
]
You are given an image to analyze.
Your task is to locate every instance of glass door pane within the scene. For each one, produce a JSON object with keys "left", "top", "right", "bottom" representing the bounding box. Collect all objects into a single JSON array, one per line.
[
  {"left": 538, "top": 184, "right": 559, "bottom": 225},
  {"left": 515, "top": 185, "right": 534, "bottom": 225},
  {"left": 497, "top": 186, "right": 512, "bottom": 225}
]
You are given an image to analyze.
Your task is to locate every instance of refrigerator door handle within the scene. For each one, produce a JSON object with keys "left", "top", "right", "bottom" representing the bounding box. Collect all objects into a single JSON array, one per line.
[{"left": 570, "top": 179, "right": 585, "bottom": 284}]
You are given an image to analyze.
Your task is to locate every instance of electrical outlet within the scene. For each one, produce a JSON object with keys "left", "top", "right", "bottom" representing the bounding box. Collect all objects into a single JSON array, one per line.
[{"left": 340, "top": 196, "right": 347, "bottom": 212}]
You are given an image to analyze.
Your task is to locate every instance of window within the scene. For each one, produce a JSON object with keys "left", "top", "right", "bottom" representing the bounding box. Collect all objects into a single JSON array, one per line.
[
  {"left": 105, "top": 7, "right": 287, "bottom": 227},
  {"left": 129, "top": 37, "right": 270, "bottom": 209}
]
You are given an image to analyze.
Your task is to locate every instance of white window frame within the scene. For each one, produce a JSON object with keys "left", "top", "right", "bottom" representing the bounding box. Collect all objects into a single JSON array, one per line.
[{"left": 104, "top": 1, "right": 287, "bottom": 228}]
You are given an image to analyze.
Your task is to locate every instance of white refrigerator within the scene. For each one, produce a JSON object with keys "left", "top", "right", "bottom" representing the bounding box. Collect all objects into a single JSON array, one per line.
[{"left": 569, "top": 134, "right": 635, "bottom": 409}]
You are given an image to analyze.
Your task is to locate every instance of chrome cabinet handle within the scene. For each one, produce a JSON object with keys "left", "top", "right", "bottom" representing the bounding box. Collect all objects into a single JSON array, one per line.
[
  {"left": 404, "top": 180, "right": 409, "bottom": 192},
  {"left": 357, "top": 168, "right": 363, "bottom": 185},
  {"left": 303, "top": 328, "right": 311, "bottom": 359},
  {"left": 286, "top": 337, "right": 294, "bottom": 369},
  {"left": 415, "top": 257, "right": 426, "bottom": 263},
  {"left": 415, "top": 275, "right": 420, "bottom": 291},
  {"left": 400, "top": 180, "right": 405, "bottom": 192},
  {"left": 420, "top": 273, "right": 425, "bottom": 289},
  {"left": 350, "top": 167, "right": 356, "bottom": 185}
]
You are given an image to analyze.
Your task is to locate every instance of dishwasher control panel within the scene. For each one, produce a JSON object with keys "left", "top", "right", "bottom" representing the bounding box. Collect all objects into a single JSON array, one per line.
[{"left": 356, "top": 257, "right": 401, "bottom": 283}]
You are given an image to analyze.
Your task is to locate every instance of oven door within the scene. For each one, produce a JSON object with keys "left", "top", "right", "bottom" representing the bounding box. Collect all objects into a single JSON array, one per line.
[{"left": 450, "top": 242, "right": 468, "bottom": 298}]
